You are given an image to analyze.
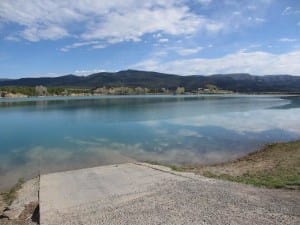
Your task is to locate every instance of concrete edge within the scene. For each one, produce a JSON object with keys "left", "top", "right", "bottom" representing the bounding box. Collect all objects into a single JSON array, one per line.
[
  {"left": 134, "top": 162, "right": 215, "bottom": 182},
  {"left": 39, "top": 163, "right": 136, "bottom": 177}
]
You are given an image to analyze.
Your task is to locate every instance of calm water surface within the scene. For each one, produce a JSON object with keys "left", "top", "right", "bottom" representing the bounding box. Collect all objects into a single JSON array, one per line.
[{"left": 0, "top": 95, "right": 300, "bottom": 190}]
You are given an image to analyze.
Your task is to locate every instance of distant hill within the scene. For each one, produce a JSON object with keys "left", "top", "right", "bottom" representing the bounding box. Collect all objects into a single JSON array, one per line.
[
  {"left": 1, "top": 70, "right": 300, "bottom": 93},
  {"left": 0, "top": 78, "right": 12, "bottom": 82}
]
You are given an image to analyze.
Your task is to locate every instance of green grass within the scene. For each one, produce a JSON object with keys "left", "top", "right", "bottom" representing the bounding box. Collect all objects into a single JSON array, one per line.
[
  {"left": 202, "top": 171, "right": 300, "bottom": 189},
  {"left": 168, "top": 165, "right": 186, "bottom": 172}
]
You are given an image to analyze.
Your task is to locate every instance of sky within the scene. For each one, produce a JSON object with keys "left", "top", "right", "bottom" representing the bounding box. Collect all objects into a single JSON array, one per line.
[{"left": 0, "top": 0, "right": 299, "bottom": 78}]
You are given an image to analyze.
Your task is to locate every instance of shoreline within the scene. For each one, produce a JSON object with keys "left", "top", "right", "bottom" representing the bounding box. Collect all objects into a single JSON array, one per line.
[
  {"left": 1, "top": 140, "right": 299, "bottom": 195},
  {"left": 0, "top": 140, "right": 299, "bottom": 224},
  {"left": 1, "top": 92, "right": 299, "bottom": 100},
  {"left": 165, "top": 140, "right": 300, "bottom": 189}
]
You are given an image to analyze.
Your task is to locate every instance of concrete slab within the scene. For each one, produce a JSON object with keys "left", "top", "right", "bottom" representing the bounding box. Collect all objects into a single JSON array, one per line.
[
  {"left": 39, "top": 163, "right": 187, "bottom": 225},
  {"left": 39, "top": 163, "right": 300, "bottom": 225}
]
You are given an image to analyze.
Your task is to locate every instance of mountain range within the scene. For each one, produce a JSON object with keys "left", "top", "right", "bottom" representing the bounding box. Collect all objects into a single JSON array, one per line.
[{"left": 1, "top": 70, "right": 300, "bottom": 93}]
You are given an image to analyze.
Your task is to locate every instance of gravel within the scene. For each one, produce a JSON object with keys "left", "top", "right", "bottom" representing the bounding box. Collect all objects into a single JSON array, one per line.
[
  {"left": 40, "top": 163, "right": 300, "bottom": 225},
  {"left": 2, "top": 163, "right": 299, "bottom": 225}
]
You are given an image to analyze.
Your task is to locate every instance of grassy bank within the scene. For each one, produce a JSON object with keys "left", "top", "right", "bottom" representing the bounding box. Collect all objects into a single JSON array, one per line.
[
  {"left": 164, "top": 141, "right": 300, "bottom": 189},
  {"left": 196, "top": 141, "right": 300, "bottom": 189}
]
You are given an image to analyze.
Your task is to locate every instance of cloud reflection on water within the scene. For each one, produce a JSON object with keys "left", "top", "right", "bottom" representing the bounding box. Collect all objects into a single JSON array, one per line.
[{"left": 0, "top": 95, "right": 300, "bottom": 191}]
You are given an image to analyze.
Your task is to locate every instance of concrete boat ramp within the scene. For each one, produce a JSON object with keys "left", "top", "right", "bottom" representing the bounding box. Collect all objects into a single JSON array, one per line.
[
  {"left": 38, "top": 163, "right": 299, "bottom": 225},
  {"left": 39, "top": 163, "right": 189, "bottom": 224}
]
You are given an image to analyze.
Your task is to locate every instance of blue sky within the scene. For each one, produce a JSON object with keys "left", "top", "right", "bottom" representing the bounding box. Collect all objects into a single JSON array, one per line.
[{"left": 0, "top": 0, "right": 299, "bottom": 78}]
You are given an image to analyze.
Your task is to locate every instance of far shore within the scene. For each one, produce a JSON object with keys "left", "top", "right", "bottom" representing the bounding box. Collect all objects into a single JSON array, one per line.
[{"left": 1, "top": 92, "right": 299, "bottom": 100}]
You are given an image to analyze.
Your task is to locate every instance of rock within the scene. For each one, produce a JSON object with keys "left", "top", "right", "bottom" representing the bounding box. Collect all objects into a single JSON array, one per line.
[{"left": 2, "top": 178, "right": 39, "bottom": 220}]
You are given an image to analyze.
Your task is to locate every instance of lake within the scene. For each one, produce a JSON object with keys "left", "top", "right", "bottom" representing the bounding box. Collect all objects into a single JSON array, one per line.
[{"left": 0, "top": 94, "right": 300, "bottom": 190}]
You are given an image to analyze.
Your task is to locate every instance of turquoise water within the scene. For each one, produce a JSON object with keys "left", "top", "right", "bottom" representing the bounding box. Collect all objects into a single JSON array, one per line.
[{"left": 0, "top": 95, "right": 300, "bottom": 190}]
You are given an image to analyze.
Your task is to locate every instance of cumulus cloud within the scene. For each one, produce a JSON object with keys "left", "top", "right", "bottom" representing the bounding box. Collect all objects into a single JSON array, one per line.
[
  {"left": 22, "top": 25, "right": 69, "bottom": 42},
  {"left": 81, "top": 6, "right": 219, "bottom": 42},
  {"left": 0, "top": 0, "right": 275, "bottom": 54},
  {"left": 0, "top": 0, "right": 221, "bottom": 43},
  {"left": 134, "top": 50, "right": 300, "bottom": 75}
]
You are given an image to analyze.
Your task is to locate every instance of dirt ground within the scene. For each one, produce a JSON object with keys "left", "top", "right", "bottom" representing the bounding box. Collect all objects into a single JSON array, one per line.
[{"left": 0, "top": 178, "right": 38, "bottom": 225}]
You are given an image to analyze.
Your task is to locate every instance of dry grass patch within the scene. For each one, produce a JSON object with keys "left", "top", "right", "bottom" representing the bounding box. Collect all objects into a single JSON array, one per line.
[{"left": 192, "top": 141, "right": 300, "bottom": 189}]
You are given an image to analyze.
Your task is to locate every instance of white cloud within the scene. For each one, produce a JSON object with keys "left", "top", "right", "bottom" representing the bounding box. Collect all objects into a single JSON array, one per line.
[
  {"left": 146, "top": 45, "right": 204, "bottom": 59},
  {"left": 216, "top": 0, "right": 271, "bottom": 32},
  {"left": 282, "top": 6, "right": 291, "bottom": 15},
  {"left": 0, "top": 0, "right": 273, "bottom": 51},
  {"left": 153, "top": 50, "right": 168, "bottom": 57},
  {"left": 92, "top": 44, "right": 106, "bottom": 49},
  {"left": 255, "top": 17, "right": 266, "bottom": 23},
  {"left": 4, "top": 36, "right": 20, "bottom": 42},
  {"left": 247, "top": 17, "right": 266, "bottom": 23},
  {"left": 74, "top": 69, "right": 106, "bottom": 76},
  {"left": 279, "top": 38, "right": 297, "bottom": 42},
  {"left": 0, "top": 0, "right": 222, "bottom": 44},
  {"left": 207, "top": 23, "right": 224, "bottom": 32},
  {"left": 233, "top": 11, "right": 241, "bottom": 15},
  {"left": 153, "top": 33, "right": 162, "bottom": 38},
  {"left": 22, "top": 25, "right": 69, "bottom": 42},
  {"left": 158, "top": 38, "right": 169, "bottom": 43},
  {"left": 134, "top": 50, "right": 300, "bottom": 75},
  {"left": 60, "top": 41, "right": 102, "bottom": 52},
  {"left": 282, "top": 6, "right": 300, "bottom": 16},
  {"left": 175, "top": 47, "right": 203, "bottom": 56},
  {"left": 247, "top": 5, "right": 257, "bottom": 10},
  {"left": 81, "top": 6, "right": 220, "bottom": 42},
  {"left": 0, "top": 0, "right": 79, "bottom": 41}
]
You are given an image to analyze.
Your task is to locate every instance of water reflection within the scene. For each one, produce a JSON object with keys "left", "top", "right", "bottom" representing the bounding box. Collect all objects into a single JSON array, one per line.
[{"left": 0, "top": 95, "right": 299, "bottom": 190}]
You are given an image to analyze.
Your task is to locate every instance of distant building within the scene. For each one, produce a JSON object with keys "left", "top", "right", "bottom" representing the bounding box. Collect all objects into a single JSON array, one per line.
[{"left": 176, "top": 87, "right": 185, "bottom": 94}]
